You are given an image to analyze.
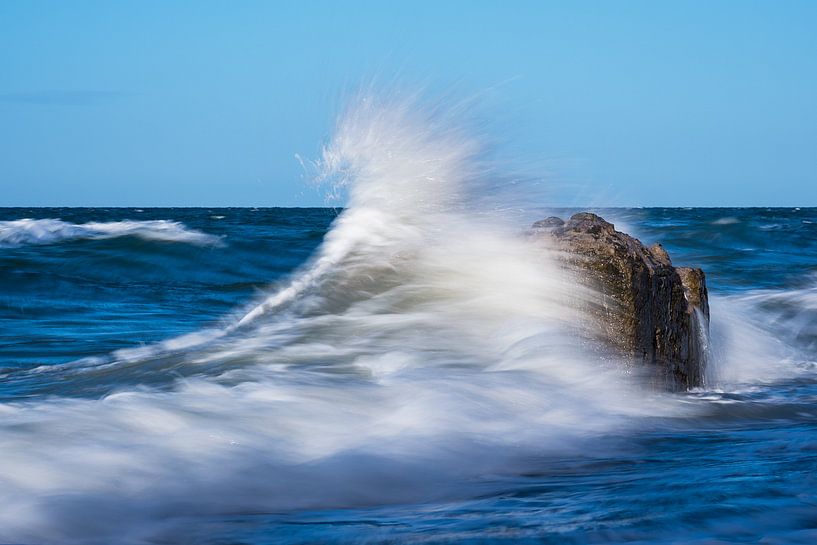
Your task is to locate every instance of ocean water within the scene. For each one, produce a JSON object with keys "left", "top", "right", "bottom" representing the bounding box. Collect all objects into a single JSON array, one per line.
[
  {"left": 2, "top": 206, "right": 816, "bottom": 545},
  {"left": 2, "top": 98, "right": 817, "bottom": 544}
]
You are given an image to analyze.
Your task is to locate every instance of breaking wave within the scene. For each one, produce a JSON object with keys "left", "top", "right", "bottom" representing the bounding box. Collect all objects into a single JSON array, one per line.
[
  {"left": 0, "top": 218, "right": 222, "bottom": 248},
  {"left": 0, "top": 93, "right": 801, "bottom": 544},
  {"left": 705, "top": 279, "right": 817, "bottom": 386}
]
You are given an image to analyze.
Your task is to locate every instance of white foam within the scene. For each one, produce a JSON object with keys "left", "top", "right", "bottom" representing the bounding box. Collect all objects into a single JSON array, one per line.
[
  {"left": 706, "top": 285, "right": 817, "bottom": 387},
  {"left": 712, "top": 217, "right": 740, "bottom": 225},
  {"left": 0, "top": 218, "right": 223, "bottom": 248},
  {"left": 0, "top": 92, "right": 691, "bottom": 543}
]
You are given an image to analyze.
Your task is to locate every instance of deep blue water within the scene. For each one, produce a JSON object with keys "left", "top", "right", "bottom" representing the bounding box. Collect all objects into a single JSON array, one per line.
[
  {"left": 2, "top": 207, "right": 817, "bottom": 544},
  {"left": 0, "top": 208, "right": 338, "bottom": 376}
]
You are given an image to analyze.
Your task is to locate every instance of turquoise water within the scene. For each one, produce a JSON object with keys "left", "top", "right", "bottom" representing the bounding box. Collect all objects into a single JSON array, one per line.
[{"left": 1, "top": 207, "right": 817, "bottom": 544}]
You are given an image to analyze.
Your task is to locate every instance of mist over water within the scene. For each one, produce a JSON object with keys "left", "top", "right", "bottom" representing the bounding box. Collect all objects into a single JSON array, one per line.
[{"left": 0, "top": 96, "right": 816, "bottom": 544}]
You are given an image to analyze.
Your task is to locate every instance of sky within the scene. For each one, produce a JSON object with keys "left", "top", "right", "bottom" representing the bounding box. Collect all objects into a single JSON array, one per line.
[{"left": 1, "top": 0, "right": 816, "bottom": 207}]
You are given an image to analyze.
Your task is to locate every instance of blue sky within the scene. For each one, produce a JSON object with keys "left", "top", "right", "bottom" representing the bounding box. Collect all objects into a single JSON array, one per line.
[{"left": 1, "top": 1, "right": 816, "bottom": 207}]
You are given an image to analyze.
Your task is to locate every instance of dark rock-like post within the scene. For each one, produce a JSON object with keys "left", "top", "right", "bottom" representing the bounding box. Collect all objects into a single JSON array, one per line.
[{"left": 531, "top": 212, "right": 710, "bottom": 391}]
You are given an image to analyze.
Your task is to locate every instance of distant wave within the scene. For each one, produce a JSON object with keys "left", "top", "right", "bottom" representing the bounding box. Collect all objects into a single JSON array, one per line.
[
  {"left": 712, "top": 216, "right": 740, "bottom": 225},
  {"left": 0, "top": 218, "right": 223, "bottom": 248}
]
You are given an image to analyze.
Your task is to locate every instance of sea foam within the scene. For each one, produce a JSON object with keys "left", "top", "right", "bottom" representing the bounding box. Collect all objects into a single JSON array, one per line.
[
  {"left": 0, "top": 218, "right": 222, "bottom": 248},
  {"left": 0, "top": 92, "right": 790, "bottom": 544}
]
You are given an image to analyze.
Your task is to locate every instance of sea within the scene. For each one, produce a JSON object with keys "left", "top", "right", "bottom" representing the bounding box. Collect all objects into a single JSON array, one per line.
[
  {"left": 1, "top": 205, "right": 816, "bottom": 545},
  {"left": 1, "top": 89, "right": 816, "bottom": 545}
]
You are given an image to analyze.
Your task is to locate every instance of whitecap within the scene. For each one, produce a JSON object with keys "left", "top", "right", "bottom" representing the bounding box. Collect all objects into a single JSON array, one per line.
[
  {"left": 712, "top": 217, "right": 739, "bottom": 225},
  {"left": 0, "top": 218, "right": 223, "bottom": 248}
]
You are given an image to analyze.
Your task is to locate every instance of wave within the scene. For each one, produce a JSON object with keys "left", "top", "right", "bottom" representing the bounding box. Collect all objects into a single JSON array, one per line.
[
  {"left": 706, "top": 280, "right": 817, "bottom": 385},
  {"left": 0, "top": 218, "right": 223, "bottom": 248},
  {"left": 0, "top": 92, "right": 800, "bottom": 544}
]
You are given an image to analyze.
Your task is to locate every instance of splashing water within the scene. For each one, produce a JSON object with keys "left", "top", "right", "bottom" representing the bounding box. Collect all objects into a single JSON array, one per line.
[{"left": 0, "top": 96, "right": 807, "bottom": 544}]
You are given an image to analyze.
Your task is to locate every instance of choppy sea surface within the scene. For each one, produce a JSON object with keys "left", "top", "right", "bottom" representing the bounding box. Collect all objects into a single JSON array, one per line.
[{"left": 1, "top": 206, "right": 816, "bottom": 545}]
